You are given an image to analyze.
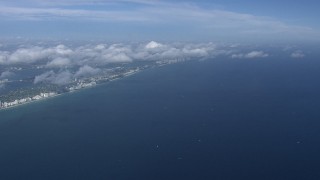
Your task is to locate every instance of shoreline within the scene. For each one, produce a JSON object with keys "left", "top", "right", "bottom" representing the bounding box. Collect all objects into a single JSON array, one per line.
[
  {"left": 0, "top": 59, "right": 183, "bottom": 112},
  {"left": 0, "top": 69, "right": 141, "bottom": 112},
  {"left": 0, "top": 93, "right": 60, "bottom": 112}
]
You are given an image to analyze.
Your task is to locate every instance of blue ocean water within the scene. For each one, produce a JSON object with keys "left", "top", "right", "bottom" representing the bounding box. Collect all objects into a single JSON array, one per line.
[{"left": 1, "top": 58, "right": 320, "bottom": 180}]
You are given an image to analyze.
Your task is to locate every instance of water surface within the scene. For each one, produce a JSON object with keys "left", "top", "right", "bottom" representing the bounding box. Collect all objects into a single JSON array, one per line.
[{"left": 1, "top": 59, "right": 320, "bottom": 180}]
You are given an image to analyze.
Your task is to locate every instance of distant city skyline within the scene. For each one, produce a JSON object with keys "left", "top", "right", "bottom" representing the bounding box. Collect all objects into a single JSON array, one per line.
[{"left": 0, "top": 0, "right": 320, "bottom": 43}]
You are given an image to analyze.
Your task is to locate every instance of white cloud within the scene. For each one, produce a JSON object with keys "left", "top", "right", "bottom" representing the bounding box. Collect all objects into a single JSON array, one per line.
[
  {"left": 34, "top": 71, "right": 55, "bottom": 84},
  {"left": 245, "top": 51, "right": 269, "bottom": 58},
  {"left": 2, "top": 0, "right": 159, "bottom": 7},
  {"left": 75, "top": 65, "right": 100, "bottom": 77},
  {"left": 183, "top": 47, "right": 210, "bottom": 57},
  {"left": 46, "top": 57, "right": 71, "bottom": 68},
  {"left": 0, "top": 41, "right": 227, "bottom": 69},
  {"left": 98, "top": 44, "right": 133, "bottom": 63},
  {"left": 34, "top": 70, "right": 73, "bottom": 85},
  {"left": 55, "top": 44, "right": 73, "bottom": 55},
  {"left": 291, "top": 51, "right": 305, "bottom": 58},
  {"left": 0, "top": 71, "right": 11, "bottom": 89},
  {"left": 231, "top": 54, "right": 244, "bottom": 59},
  {"left": 53, "top": 71, "right": 73, "bottom": 85},
  {"left": 145, "top": 41, "right": 163, "bottom": 49},
  {"left": 0, "top": 71, "right": 14, "bottom": 79},
  {"left": 0, "top": 79, "right": 8, "bottom": 89},
  {"left": 34, "top": 65, "right": 101, "bottom": 85},
  {"left": 135, "top": 41, "right": 218, "bottom": 60},
  {"left": 0, "top": 6, "right": 149, "bottom": 21},
  {"left": 0, "top": 52, "right": 8, "bottom": 64},
  {"left": 101, "top": 52, "right": 132, "bottom": 63},
  {"left": 0, "top": 1, "right": 318, "bottom": 42},
  {"left": 8, "top": 46, "right": 51, "bottom": 64},
  {"left": 95, "top": 44, "right": 107, "bottom": 50},
  {"left": 232, "top": 51, "right": 269, "bottom": 59},
  {"left": 24, "top": 41, "right": 227, "bottom": 86},
  {"left": 0, "top": 45, "right": 73, "bottom": 65}
]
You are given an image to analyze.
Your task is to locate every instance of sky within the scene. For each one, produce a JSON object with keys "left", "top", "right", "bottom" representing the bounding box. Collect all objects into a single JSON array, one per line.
[{"left": 0, "top": 0, "right": 320, "bottom": 43}]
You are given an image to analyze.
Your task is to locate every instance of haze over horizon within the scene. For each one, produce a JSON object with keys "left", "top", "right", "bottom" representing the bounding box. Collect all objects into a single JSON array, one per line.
[{"left": 0, "top": 0, "right": 320, "bottom": 43}]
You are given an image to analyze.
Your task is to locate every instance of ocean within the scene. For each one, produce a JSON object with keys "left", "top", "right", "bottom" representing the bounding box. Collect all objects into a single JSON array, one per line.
[{"left": 1, "top": 58, "right": 320, "bottom": 180}]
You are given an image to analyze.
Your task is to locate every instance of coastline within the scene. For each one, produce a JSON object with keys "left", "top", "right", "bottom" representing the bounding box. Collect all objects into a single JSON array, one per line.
[
  {"left": 0, "top": 69, "right": 141, "bottom": 112},
  {"left": 0, "top": 93, "right": 61, "bottom": 112},
  {"left": 0, "top": 59, "right": 183, "bottom": 112}
]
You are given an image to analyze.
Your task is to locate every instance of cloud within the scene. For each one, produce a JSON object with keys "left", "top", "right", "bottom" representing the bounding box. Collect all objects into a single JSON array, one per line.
[
  {"left": 26, "top": 41, "right": 228, "bottom": 86},
  {"left": 0, "top": 1, "right": 318, "bottom": 42},
  {"left": 0, "top": 70, "right": 14, "bottom": 89},
  {"left": 231, "top": 54, "right": 243, "bottom": 59},
  {"left": 0, "top": 41, "right": 224, "bottom": 67},
  {"left": 0, "top": 6, "right": 149, "bottom": 21},
  {"left": 46, "top": 57, "right": 71, "bottom": 68},
  {"left": 101, "top": 52, "right": 132, "bottom": 63},
  {"left": 231, "top": 51, "right": 269, "bottom": 59},
  {"left": 145, "top": 41, "right": 163, "bottom": 49},
  {"left": 245, "top": 51, "right": 269, "bottom": 58},
  {"left": 0, "top": 0, "right": 159, "bottom": 8},
  {"left": 0, "top": 71, "right": 14, "bottom": 79},
  {"left": 34, "top": 71, "right": 55, "bottom": 84},
  {"left": 134, "top": 41, "right": 218, "bottom": 61},
  {"left": 95, "top": 44, "right": 107, "bottom": 50},
  {"left": 75, "top": 65, "right": 101, "bottom": 77},
  {"left": 0, "top": 79, "right": 8, "bottom": 89},
  {"left": 0, "top": 52, "right": 9, "bottom": 64},
  {"left": 5, "top": 47, "right": 50, "bottom": 64},
  {"left": 34, "top": 65, "right": 101, "bottom": 85},
  {"left": 182, "top": 43, "right": 214, "bottom": 57},
  {"left": 53, "top": 71, "right": 73, "bottom": 85},
  {"left": 0, "top": 45, "right": 73, "bottom": 65},
  {"left": 34, "top": 70, "right": 73, "bottom": 85},
  {"left": 291, "top": 51, "right": 305, "bottom": 58}
]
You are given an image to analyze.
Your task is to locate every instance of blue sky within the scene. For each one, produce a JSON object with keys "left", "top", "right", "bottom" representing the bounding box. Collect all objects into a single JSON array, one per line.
[{"left": 0, "top": 0, "right": 319, "bottom": 43}]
